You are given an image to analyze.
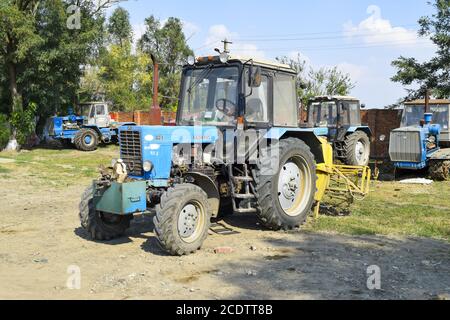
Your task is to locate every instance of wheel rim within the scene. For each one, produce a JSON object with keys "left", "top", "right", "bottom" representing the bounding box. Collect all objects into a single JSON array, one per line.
[
  {"left": 177, "top": 201, "right": 206, "bottom": 243},
  {"left": 355, "top": 140, "right": 368, "bottom": 164},
  {"left": 84, "top": 134, "right": 93, "bottom": 145},
  {"left": 277, "top": 156, "right": 312, "bottom": 217}
]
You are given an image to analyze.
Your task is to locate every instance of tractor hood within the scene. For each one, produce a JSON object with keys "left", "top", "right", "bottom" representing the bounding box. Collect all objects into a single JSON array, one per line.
[{"left": 118, "top": 125, "right": 219, "bottom": 186}]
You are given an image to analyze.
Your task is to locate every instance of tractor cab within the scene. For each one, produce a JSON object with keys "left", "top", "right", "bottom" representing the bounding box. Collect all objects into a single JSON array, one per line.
[
  {"left": 75, "top": 102, "right": 112, "bottom": 128},
  {"left": 401, "top": 100, "right": 450, "bottom": 147},
  {"left": 177, "top": 54, "right": 299, "bottom": 130},
  {"left": 306, "top": 96, "right": 371, "bottom": 166}
]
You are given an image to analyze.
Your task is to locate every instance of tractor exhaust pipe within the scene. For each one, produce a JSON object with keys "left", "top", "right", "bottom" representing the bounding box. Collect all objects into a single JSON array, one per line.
[{"left": 150, "top": 54, "right": 162, "bottom": 125}]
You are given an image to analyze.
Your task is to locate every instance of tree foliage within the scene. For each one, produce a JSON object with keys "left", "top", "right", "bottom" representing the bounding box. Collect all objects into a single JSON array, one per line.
[
  {"left": 107, "top": 6, "right": 132, "bottom": 47},
  {"left": 392, "top": 0, "right": 450, "bottom": 99},
  {"left": 277, "top": 54, "right": 355, "bottom": 106},
  {"left": 138, "top": 16, "right": 193, "bottom": 109}
]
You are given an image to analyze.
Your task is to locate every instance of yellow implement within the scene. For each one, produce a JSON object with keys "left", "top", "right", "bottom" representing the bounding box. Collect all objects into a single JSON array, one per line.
[{"left": 314, "top": 138, "right": 372, "bottom": 219}]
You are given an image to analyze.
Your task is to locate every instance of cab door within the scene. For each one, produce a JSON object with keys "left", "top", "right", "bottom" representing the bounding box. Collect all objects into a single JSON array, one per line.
[{"left": 93, "top": 104, "right": 109, "bottom": 128}]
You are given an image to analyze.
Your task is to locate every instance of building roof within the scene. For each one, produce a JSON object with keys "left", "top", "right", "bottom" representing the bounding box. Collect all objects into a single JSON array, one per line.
[
  {"left": 405, "top": 99, "right": 450, "bottom": 105},
  {"left": 310, "top": 95, "right": 360, "bottom": 101}
]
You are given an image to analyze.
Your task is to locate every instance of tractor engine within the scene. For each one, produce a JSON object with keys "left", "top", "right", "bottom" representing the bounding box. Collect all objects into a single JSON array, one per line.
[{"left": 389, "top": 116, "right": 441, "bottom": 170}]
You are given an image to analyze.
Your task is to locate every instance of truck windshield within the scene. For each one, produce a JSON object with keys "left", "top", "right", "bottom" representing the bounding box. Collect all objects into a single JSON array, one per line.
[
  {"left": 179, "top": 66, "right": 239, "bottom": 126},
  {"left": 402, "top": 105, "right": 449, "bottom": 130}
]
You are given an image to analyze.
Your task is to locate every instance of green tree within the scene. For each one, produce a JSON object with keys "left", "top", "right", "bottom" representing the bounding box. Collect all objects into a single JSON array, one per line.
[
  {"left": 107, "top": 7, "right": 132, "bottom": 47},
  {"left": 0, "top": 0, "right": 114, "bottom": 150},
  {"left": 277, "top": 54, "right": 355, "bottom": 107},
  {"left": 392, "top": 0, "right": 450, "bottom": 99},
  {"left": 138, "top": 16, "right": 193, "bottom": 110}
]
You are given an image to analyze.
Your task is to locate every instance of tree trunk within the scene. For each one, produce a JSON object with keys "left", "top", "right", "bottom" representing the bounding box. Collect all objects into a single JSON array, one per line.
[{"left": 4, "top": 61, "right": 21, "bottom": 152}]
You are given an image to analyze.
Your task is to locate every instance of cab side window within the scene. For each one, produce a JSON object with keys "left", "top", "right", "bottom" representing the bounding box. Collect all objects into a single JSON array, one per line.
[
  {"left": 245, "top": 74, "right": 269, "bottom": 123},
  {"left": 96, "top": 105, "right": 106, "bottom": 116},
  {"left": 273, "top": 74, "right": 297, "bottom": 127}
]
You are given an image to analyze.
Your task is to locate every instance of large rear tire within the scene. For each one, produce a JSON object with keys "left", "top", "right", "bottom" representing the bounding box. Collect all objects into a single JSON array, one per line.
[
  {"left": 74, "top": 128, "right": 99, "bottom": 152},
  {"left": 429, "top": 160, "right": 450, "bottom": 181},
  {"left": 253, "top": 138, "right": 317, "bottom": 231},
  {"left": 343, "top": 131, "right": 370, "bottom": 166},
  {"left": 153, "top": 184, "right": 211, "bottom": 256},
  {"left": 79, "top": 186, "right": 132, "bottom": 241}
]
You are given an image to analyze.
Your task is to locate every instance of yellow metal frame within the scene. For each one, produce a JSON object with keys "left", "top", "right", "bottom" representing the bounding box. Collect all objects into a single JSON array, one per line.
[{"left": 314, "top": 138, "right": 372, "bottom": 219}]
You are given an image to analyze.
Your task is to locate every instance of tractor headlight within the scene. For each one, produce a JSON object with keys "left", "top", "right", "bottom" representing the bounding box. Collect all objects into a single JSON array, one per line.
[
  {"left": 143, "top": 160, "right": 153, "bottom": 172},
  {"left": 379, "top": 135, "right": 386, "bottom": 142},
  {"left": 187, "top": 55, "right": 196, "bottom": 66}
]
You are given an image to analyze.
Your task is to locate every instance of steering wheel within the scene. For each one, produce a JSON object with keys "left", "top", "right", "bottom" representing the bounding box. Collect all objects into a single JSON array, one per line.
[{"left": 215, "top": 99, "right": 236, "bottom": 117}]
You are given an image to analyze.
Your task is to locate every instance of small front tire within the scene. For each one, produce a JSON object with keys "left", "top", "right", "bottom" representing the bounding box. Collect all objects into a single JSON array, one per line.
[
  {"left": 153, "top": 184, "right": 211, "bottom": 256},
  {"left": 343, "top": 131, "right": 371, "bottom": 166},
  {"left": 79, "top": 186, "right": 132, "bottom": 241}
]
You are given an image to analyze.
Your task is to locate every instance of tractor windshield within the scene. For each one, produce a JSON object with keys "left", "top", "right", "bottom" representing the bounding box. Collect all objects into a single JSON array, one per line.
[
  {"left": 75, "top": 105, "right": 92, "bottom": 118},
  {"left": 402, "top": 105, "right": 449, "bottom": 130},
  {"left": 310, "top": 101, "right": 337, "bottom": 127},
  {"left": 179, "top": 66, "right": 240, "bottom": 126}
]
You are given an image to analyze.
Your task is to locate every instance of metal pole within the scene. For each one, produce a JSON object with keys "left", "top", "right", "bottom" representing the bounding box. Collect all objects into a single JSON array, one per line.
[
  {"left": 151, "top": 54, "right": 159, "bottom": 109},
  {"left": 425, "top": 88, "right": 431, "bottom": 114}
]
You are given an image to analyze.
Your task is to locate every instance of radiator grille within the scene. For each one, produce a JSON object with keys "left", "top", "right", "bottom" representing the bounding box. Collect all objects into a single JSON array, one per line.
[
  {"left": 389, "top": 130, "right": 422, "bottom": 162},
  {"left": 120, "top": 130, "right": 143, "bottom": 176}
]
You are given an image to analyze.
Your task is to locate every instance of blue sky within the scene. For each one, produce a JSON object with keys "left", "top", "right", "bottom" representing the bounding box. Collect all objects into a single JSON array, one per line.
[{"left": 107, "top": 0, "right": 436, "bottom": 108}]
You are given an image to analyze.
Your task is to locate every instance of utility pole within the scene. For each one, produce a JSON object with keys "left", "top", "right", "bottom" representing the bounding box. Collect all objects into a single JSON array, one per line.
[{"left": 222, "top": 39, "right": 233, "bottom": 53}]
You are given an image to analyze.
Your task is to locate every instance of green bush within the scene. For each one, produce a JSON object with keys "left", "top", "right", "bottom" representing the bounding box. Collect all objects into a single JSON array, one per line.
[
  {"left": 0, "top": 114, "right": 10, "bottom": 150},
  {"left": 10, "top": 102, "right": 37, "bottom": 145}
]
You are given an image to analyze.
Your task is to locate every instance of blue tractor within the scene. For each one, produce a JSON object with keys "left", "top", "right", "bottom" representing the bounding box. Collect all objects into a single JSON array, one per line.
[
  {"left": 389, "top": 99, "right": 450, "bottom": 181},
  {"left": 305, "top": 96, "right": 372, "bottom": 166},
  {"left": 45, "top": 102, "right": 134, "bottom": 151},
  {"left": 78, "top": 53, "right": 339, "bottom": 255}
]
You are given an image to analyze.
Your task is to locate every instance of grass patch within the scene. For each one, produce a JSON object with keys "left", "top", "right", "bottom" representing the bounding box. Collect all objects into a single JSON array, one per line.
[
  {"left": 0, "top": 145, "right": 118, "bottom": 186},
  {"left": 305, "top": 181, "right": 450, "bottom": 241}
]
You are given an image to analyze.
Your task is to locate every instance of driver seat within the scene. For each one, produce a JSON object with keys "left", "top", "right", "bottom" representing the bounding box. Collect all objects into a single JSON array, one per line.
[{"left": 246, "top": 99, "right": 264, "bottom": 122}]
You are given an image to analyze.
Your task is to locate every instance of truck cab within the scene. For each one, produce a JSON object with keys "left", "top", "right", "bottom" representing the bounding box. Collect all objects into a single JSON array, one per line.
[{"left": 306, "top": 96, "right": 372, "bottom": 166}]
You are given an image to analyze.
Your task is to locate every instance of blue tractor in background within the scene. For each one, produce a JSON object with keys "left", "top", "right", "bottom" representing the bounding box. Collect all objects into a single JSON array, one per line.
[
  {"left": 78, "top": 53, "right": 339, "bottom": 256},
  {"left": 389, "top": 99, "right": 450, "bottom": 181},
  {"left": 45, "top": 102, "right": 134, "bottom": 151},
  {"left": 305, "top": 96, "right": 372, "bottom": 166}
]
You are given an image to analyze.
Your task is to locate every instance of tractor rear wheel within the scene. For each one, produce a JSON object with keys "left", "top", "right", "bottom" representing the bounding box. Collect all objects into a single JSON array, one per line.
[
  {"left": 74, "top": 128, "right": 99, "bottom": 152},
  {"left": 429, "top": 160, "right": 450, "bottom": 181},
  {"left": 343, "top": 131, "right": 370, "bottom": 166},
  {"left": 254, "top": 138, "right": 317, "bottom": 231},
  {"left": 153, "top": 184, "right": 211, "bottom": 256},
  {"left": 79, "top": 186, "right": 132, "bottom": 241}
]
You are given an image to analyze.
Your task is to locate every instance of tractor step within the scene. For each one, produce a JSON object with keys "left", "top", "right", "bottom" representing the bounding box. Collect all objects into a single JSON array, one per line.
[
  {"left": 232, "top": 193, "right": 256, "bottom": 199},
  {"left": 209, "top": 222, "right": 240, "bottom": 235}
]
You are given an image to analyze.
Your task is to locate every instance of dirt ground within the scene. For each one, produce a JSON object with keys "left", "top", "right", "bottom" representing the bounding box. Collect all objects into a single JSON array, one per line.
[{"left": 1, "top": 175, "right": 449, "bottom": 300}]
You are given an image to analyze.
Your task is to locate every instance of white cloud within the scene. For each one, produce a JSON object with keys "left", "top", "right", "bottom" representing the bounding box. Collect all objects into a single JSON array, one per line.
[
  {"left": 343, "top": 5, "right": 418, "bottom": 46},
  {"left": 201, "top": 24, "right": 265, "bottom": 59},
  {"left": 336, "top": 62, "right": 368, "bottom": 82},
  {"left": 182, "top": 21, "right": 201, "bottom": 40}
]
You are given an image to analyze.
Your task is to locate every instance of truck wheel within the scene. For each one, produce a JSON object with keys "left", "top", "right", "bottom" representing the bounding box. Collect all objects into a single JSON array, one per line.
[
  {"left": 79, "top": 186, "right": 132, "bottom": 241},
  {"left": 343, "top": 131, "right": 370, "bottom": 166},
  {"left": 74, "top": 128, "right": 99, "bottom": 152},
  {"left": 153, "top": 184, "right": 211, "bottom": 256},
  {"left": 429, "top": 160, "right": 450, "bottom": 181},
  {"left": 254, "top": 138, "right": 317, "bottom": 231}
]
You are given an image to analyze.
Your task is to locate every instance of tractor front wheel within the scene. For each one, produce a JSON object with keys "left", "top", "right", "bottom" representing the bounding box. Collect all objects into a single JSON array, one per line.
[
  {"left": 79, "top": 186, "right": 132, "bottom": 241},
  {"left": 154, "top": 184, "right": 211, "bottom": 256},
  {"left": 343, "top": 131, "right": 371, "bottom": 166},
  {"left": 429, "top": 160, "right": 450, "bottom": 181},
  {"left": 254, "top": 138, "right": 317, "bottom": 231},
  {"left": 74, "top": 128, "right": 99, "bottom": 152}
]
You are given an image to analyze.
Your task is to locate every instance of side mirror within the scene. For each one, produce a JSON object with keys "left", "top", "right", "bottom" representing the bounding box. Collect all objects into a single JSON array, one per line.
[
  {"left": 361, "top": 103, "right": 366, "bottom": 109},
  {"left": 248, "top": 66, "right": 262, "bottom": 88}
]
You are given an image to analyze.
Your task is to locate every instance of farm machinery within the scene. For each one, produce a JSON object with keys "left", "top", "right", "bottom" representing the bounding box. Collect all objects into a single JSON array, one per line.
[
  {"left": 79, "top": 53, "right": 371, "bottom": 256},
  {"left": 305, "top": 96, "right": 372, "bottom": 166},
  {"left": 44, "top": 102, "right": 134, "bottom": 151},
  {"left": 389, "top": 99, "right": 450, "bottom": 180}
]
